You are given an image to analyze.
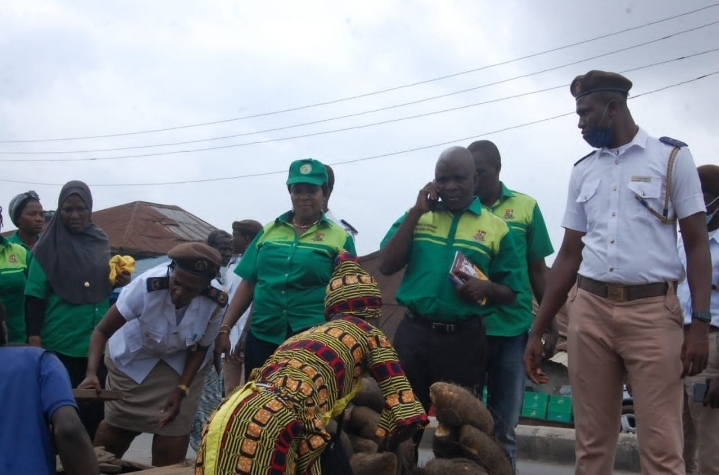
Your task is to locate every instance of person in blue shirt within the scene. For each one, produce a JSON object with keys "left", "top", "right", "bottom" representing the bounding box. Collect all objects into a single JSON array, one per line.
[{"left": 0, "top": 300, "right": 99, "bottom": 475}]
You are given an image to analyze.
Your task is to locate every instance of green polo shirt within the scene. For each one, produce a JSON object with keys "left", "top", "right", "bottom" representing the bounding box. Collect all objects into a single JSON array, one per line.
[
  {"left": 380, "top": 197, "right": 524, "bottom": 321},
  {"left": 24, "top": 258, "right": 109, "bottom": 357},
  {"left": 7, "top": 231, "right": 39, "bottom": 251},
  {"left": 236, "top": 212, "right": 356, "bottom": 346},
  {"left": 482, "top": 183, "right": 554, "bottom": 337},
  {"left": 0, "top": 236, "right": 29, "bottom": 343}
]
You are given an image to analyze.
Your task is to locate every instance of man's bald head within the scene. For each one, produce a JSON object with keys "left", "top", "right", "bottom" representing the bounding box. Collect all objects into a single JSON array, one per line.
[{"left": 434, "top": 146, "right": 477, "bottom": 211}]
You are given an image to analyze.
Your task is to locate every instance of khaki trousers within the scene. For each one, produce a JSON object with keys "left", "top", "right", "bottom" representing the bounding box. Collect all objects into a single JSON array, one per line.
[
  {"left": 222, "top": 356, "right": 245, "bottom": 395},
  {"left": 567, "top": 283, "right": 685, "bottom": 475},
  {"left": 683, "top": 331, "right": 719, "bottom": 475}
]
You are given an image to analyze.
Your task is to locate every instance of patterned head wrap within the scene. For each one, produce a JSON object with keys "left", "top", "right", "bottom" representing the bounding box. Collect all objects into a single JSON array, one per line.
[
  {"left": 8, "top": 190, "right": 40, "bottom": 226},
  {"left": 325, "top": 251, "right": 382, "bottom": 320}
]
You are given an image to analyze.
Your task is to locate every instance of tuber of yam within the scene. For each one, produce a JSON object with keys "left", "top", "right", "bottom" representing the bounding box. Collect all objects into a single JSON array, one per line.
[
  {"left": 458, "top": 424, "right": 514, "bottom": 475},
  {"left": 351, "top": 377, "right": 386, "bottom": 413},
  {"left": 347, "top": 405, "right": 381, "bottom": 440},
  {"left": 350, "top": 452, "right": 397, "bottom": 475},
  {"left": 349, "top": 434, "right": 379, "bottom": 454},
  {"left": 432, "top": 423, "right": 463, "bottom": 459},
  {"left": 429, "top": 382, "right": 494, "bottom": 434},
  {"left": 422, "top": 457, "right": 489, "bottom": 475}
]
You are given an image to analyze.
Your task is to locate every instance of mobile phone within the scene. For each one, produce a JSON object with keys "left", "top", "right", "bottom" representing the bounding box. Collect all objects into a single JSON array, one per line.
[{"left": 693, "top": 382, "right": 708, "bottom": 402}]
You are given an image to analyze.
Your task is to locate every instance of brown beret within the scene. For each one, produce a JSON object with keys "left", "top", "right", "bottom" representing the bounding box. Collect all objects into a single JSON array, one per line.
[
  {"left": 232, "top": 219, "right": 263, "bottom": 235},
  {"left": 570, "top": 70, "right": 633, "bottom": 99},
  {"left": 698, "top": 165, "right": 719, "bottom": 197},
  {"left": 168, "top": 242, "right": 222, "bottom": 277}
]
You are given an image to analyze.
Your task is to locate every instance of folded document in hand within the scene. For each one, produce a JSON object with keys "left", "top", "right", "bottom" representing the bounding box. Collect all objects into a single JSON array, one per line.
[{"left": 448, "top": 250, "right": 488, "bottom": 305}]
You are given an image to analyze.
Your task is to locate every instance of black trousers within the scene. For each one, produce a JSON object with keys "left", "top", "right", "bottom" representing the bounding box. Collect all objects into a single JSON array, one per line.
[
  {"left": 393, "top": 314, "right": 488, "bottom": 411},
  {"left": 54, "top": 352, "right": 107, "bottom": 441}
]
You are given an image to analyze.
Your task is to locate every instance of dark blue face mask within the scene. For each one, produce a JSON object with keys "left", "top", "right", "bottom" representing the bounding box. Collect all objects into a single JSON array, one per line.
[{"left": 583, "top": 103, "right": 614, "bottom": 149}]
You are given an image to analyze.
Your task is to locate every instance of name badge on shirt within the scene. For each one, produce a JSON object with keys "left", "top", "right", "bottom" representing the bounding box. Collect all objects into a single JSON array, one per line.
[{"left": 630, "top": 175, "right": 653, "bottom": 183}]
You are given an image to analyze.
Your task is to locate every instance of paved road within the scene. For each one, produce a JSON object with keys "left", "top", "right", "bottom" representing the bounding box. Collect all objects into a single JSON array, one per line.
[{"left": 125, "top": 434, "right": 636, "bottom": 474}]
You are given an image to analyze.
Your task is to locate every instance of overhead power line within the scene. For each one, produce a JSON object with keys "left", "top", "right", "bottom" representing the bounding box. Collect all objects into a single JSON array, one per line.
[
  {"left": 4, "top": 21, "right": 718, "bottom": 158},
  {"left": 2, "top": 71, "right": 716, "bottom": 187},
  {"left": 1, "top": 2, "right": 717, "bottom": 144},
  {"left": 1, "top": 38, "right": 717, "bottom": 163}
]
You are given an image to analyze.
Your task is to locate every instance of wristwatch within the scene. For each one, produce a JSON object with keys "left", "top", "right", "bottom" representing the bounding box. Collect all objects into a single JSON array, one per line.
[{"left": 692, "top": 310, "right": 712, "bottom": 323}]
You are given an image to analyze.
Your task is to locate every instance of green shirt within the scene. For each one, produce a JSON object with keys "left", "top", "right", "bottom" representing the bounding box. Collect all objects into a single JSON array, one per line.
[
  {"left": 7, "top": 231, "right": 39, "bottom": 251},
  {"left": 380, "top": 197, "right": 524, "bottom": 321},
  {"left": 24, "top": 258, "right": 109, "bottom": 357},
  {"left": 236, "top": 212, "right": 356, "bottom": 346},
  {"left": 0, "top": 236, "right": 29, "bottom": 343},
  {"left": 482, "top": 183, "right": 554, "bottom": 337}
]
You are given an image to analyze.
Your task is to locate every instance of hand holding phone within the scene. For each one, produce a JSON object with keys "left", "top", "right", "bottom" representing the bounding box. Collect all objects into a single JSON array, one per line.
[{"left": 414, "top": 182, "right": 440, "bottom": 213}]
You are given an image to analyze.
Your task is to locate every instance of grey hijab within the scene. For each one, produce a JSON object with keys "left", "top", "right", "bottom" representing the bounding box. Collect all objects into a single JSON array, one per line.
[{"left": 33, "top": 181, "right": 112, "bottom": 304}]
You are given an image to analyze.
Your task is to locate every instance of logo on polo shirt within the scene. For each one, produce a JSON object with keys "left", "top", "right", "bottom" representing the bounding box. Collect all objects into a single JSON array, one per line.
[
  {"left": 313, "top": 232, "right": 325, "bottom": 242},
  {"left": 8, "top": 254, "right": 17, "bottom": 264},
  {"left": 503, "top": 209, "right": 514, "bottom": 220},
  {"left": 473, "top": 230, "right": 486, "bottom": 242}
]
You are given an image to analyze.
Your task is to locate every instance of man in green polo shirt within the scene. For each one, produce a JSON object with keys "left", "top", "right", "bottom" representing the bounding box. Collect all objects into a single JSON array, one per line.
[
  {"left": 379, "top": 146, "right": 524, "bottom": 418},
  {"left": 468, "top": 140, "right": 555, "bottom": 470}
]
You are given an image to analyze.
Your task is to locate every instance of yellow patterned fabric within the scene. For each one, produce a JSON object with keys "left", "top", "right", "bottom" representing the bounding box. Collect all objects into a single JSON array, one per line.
[
  {"left": 324, "top": 252, "right": 382, "bottom": 320},
  {"left": 196, "top": 316, "right": 428, "bottom": 475}
]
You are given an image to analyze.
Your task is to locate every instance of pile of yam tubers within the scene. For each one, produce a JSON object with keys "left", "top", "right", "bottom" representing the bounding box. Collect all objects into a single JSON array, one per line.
[{"left": 339, "top": 379, "right": 513, "bottom": 475}]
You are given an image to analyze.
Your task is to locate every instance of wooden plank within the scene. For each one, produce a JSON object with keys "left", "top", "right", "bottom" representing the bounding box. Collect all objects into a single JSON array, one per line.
[
  {"left": 72, "top": 389, "right": 124, "bottom": 401},
  {"left": 132, "top": 460, "right": 195, "bottom": 474}
]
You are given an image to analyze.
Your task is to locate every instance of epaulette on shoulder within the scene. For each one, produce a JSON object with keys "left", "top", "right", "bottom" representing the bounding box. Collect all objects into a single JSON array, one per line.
[
  {"left": 340, "top": 219, "right": 359, "bottom": 236},
  {"left": 201, "top": 286, "right": 229, "bottom": 307},
  {"left": 146, "top": 277, "right": 169, "bottom": 292},
  {"left": 574, "top": 151, "right": 595, "bottom": 167},
  {"left": 659, "top": 136, "right": 688, "bottom": 148}
]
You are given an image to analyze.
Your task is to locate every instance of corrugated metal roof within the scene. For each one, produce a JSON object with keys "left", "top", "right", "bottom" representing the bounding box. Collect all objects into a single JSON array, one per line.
[{"left": 92, "top": 201, "right": 217, "bottom": 259}]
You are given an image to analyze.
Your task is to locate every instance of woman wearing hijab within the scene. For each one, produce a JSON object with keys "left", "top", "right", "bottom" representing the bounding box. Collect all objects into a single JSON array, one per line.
[
  {"left": 214, "top": 159, "right": 356, "bottom": 382},
  {"left": 0, "top": 205, "right": 30, "bottom": 343},
  {"left": 7, "top": 190, "right": 45, "bottom": 250},
  {"left": 25, "top": 180, "right": 130, "bottom": 439}
]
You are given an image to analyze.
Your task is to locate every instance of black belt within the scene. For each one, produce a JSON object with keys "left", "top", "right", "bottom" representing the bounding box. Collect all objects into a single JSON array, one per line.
[
  {"left": 577, "top": 275, "right": 676, "bottom": 302},
  {"left": 405, "top": 310, "right": 481, "bottom": 334},
  {"left": 684, "top": 324, "right": 719, "bottom": 333}
]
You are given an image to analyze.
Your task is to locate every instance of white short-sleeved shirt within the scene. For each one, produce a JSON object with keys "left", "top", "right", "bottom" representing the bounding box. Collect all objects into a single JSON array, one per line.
[
  {"left": 108, "top": 264, "right": 226, "bottom": 384},
  {"left": 226, "top": 255, "right": 251, "bottom": 351},
  {"left": 325, "top": 209, "right": 358, "bottom": 242},
  {"left": 678, "top": 229, "right": 719, "bottom": 325},
  {"left": 562, "top": 128, "right": 705, "bottom": 284}
]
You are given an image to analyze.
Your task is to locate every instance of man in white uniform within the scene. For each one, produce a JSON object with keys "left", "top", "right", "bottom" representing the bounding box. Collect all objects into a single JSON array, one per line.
[
  {"left": 524, "top": 70, "right": 712, "bottom": 475},
  {"left": 680, "top": 164, "right": 719, "bottom": 475}
]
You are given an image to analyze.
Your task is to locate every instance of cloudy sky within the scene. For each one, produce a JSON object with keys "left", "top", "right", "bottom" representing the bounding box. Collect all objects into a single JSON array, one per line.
[{"left": 1, "top": 0, "right": 717, "bottom": 258}]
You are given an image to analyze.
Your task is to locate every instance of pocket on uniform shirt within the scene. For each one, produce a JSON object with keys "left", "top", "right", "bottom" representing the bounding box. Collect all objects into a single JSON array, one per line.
[
  {"left": 626, "top": 177, "right": 661, "bottom": 201},
  {"left": 576, "top": 179, "right": 601, "bottom": 204},
  {"left": 139, "top": 325, "right": 166, "bottom": 352}
]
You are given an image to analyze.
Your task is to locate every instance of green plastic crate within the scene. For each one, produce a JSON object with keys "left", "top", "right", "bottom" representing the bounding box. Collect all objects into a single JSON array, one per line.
[
  {"left": 522, "top": 399, "right": 548, "bottom": 411},
  {"left": 546, "top": 411, "right": 573, "bottom": 423},
  {"left": 523, "top": 391, "right": 549, "bottom": 406},
  {"left": 548, "top": 395, "right": 573, "bottom": 414},
  {"left": 521, "top": 406, "right": 548, "bottom": 419}
]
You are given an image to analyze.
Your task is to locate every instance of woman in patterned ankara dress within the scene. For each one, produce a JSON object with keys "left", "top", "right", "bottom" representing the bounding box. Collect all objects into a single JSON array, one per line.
[{"left": 196, "top": 252, "right": 428, "bottom": 475}]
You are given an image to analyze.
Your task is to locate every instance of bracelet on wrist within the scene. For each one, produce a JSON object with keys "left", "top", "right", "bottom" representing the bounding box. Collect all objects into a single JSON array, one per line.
[
  {"left": 177, "top": 384, "right": 190, "bottom": 397},
  {"left": 219, "top": 324, "right": 232, "bottom": 332}
]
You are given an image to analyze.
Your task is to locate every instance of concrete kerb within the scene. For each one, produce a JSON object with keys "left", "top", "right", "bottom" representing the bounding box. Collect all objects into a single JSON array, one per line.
[
  {"left": 418, "top": 420, "right": 640, "bottom": 472},
  {"left": 516, "top": 425, "right": 641, "bottom": 473}
]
